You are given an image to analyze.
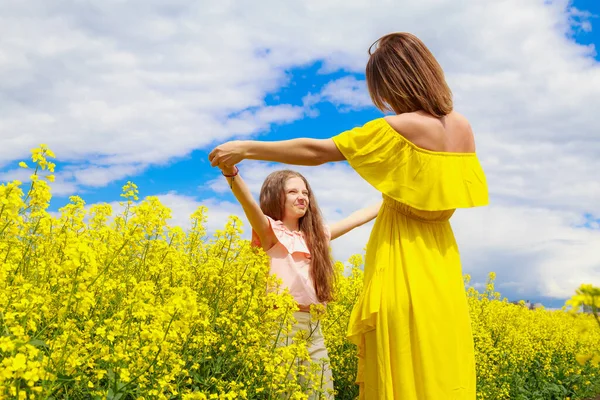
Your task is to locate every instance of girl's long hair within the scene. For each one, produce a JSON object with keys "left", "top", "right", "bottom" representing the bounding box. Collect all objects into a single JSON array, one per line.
[{"left": 259, "top": 170, "right": 334, "bottom": 303}]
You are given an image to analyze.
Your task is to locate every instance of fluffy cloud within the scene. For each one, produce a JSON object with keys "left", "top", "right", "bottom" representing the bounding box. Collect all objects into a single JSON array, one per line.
[
  {"left": 303, "top": 77, "right": 372, "bottom": 111},
  {"left": 452, "top": 206, "right": 600, "bottom": 299}
]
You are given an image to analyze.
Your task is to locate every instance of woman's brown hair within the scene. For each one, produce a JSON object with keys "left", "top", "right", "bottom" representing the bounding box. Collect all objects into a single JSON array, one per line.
[
  {"left": 366, "top": 32, "right": 453, "bottom": 118},
  {"left": 259, "top": 170, "right": 334, "bottom": 303}
]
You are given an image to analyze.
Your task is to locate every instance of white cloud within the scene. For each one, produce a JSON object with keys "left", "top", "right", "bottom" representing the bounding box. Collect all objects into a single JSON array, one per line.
[
  {"left": 452, "top": 206, "right": 600, "bottom": 299},
  {"left": 304, "top": 77, "right": 372, "bottom": 111},
  {"left": 0, "top": 167, "right": 78, "bottom": 197},
  {"left": 224, "top": 106, "right": 306, "bottom": 137},
  {"left": 0, "top": 0, "right": 314, "bottom": 178},
  {"left": 155, "top": 192, "right": 245, "bottom": 235},
  {"left": 70, "top": 164, "right": 147, "bottom": 187}
]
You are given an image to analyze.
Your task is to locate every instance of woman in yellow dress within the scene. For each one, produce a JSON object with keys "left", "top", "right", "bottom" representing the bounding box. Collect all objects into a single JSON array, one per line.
[{"left": 209, "top": 32, "right": 489, "bottom": 399}]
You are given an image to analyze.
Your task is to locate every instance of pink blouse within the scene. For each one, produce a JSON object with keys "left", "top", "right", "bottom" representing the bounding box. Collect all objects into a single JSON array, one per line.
[{"left": 252, "top": 216, "right": 330, "bottom": 306}]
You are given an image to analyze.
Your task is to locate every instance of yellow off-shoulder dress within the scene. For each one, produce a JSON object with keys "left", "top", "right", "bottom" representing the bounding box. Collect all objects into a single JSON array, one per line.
[{"left": 332, "top": 118, "right": 489, "bottom": 399}]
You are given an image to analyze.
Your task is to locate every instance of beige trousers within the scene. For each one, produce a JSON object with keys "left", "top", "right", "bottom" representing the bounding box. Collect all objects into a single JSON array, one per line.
[{"left": 279, "top": 311, "right": 335, "bottom": 399}]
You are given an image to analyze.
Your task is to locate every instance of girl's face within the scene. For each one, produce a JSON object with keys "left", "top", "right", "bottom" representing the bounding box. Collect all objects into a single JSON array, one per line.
[{"left": 283, "top": 176, "right": 309, "bottom": 221}]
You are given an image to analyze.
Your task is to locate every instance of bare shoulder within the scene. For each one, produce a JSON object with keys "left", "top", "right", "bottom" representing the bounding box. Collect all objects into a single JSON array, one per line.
[
  {"left": 384, "top": 111, "right": 476, "bottom": 153},
  {"left": 383, "top": 112, "right": 447, "bottom": 152},
  {"left": 445, "top": 112, "right": 476, "bottom": 153}
]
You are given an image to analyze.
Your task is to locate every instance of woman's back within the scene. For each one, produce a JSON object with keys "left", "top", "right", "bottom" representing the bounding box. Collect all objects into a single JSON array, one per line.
[
  {"left": 381, "top": 110, "right": 478, "bottom": 224},
  {"left": 384, "top": 111, "right": 476, "bottom": 154}
]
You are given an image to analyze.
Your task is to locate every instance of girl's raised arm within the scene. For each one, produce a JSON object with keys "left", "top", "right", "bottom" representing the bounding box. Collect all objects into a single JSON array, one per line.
[
  {"left": 329, "top": 200, "right": 383, "bottom": 241},
  {"left": 220, "top": 166, "right": 276, "bottom": 251}
]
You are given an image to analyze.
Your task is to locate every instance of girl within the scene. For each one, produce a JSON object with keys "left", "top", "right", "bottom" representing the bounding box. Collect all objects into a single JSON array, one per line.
[{"left": 219, "top": 165, "right": 381, "bottom": 399}]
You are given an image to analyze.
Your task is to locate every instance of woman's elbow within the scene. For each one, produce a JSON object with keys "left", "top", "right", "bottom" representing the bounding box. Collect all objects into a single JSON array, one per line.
[
  {"left": 312, "top": 139, "right": 345, "bottom": 165},
  {"left": 312, "top": 152, "right": 335, "bottom": 166},
  {"left": 312, "top": 152, "right": 328, "bottom": 166}
]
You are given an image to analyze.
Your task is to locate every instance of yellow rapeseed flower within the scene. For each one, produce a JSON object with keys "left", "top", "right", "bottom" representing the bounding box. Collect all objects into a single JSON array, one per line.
[{"left": 0, "top": 146, "right": 598, "bottom": 399}]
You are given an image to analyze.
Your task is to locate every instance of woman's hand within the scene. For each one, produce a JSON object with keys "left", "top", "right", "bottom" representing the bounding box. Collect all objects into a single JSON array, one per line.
[{"left": 209, "top": 140, "right": 247, "bottom": 168}]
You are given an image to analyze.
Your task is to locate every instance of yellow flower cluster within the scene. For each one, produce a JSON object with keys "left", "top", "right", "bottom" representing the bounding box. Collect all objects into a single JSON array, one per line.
[
  {"left": 0, "top": 146, "right": 599, "bottom": 399},
  {"left": 566, "top": 284, "right": 600, "bottom": 373},
  {"left": 466, "top": 275, "right": 600, "bottom": 400},
  {"left": 0, "top": 147, "right": 325, "bottom": 399}
]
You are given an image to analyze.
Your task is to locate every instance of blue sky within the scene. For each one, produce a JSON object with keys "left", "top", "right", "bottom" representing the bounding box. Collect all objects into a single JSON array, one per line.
[
  {"left": 571, "top": 0, "right": 599, "bottom": 50},
  {"left": 1, "top": 0, "right": 599, "bottom": 308}
]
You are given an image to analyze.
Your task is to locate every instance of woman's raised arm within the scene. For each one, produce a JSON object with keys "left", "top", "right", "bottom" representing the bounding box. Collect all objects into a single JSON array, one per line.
[{"left": 209, "top": 138, "right": 346, "bottom": 168}]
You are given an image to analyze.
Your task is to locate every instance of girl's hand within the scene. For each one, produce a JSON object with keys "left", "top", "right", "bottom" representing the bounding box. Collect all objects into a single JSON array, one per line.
[
  {"left": 329, "top": 200, "right": 383, "bottom": 240},
  {"left": 219, "top": 164, "right": 237, "bottom": 176}
]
